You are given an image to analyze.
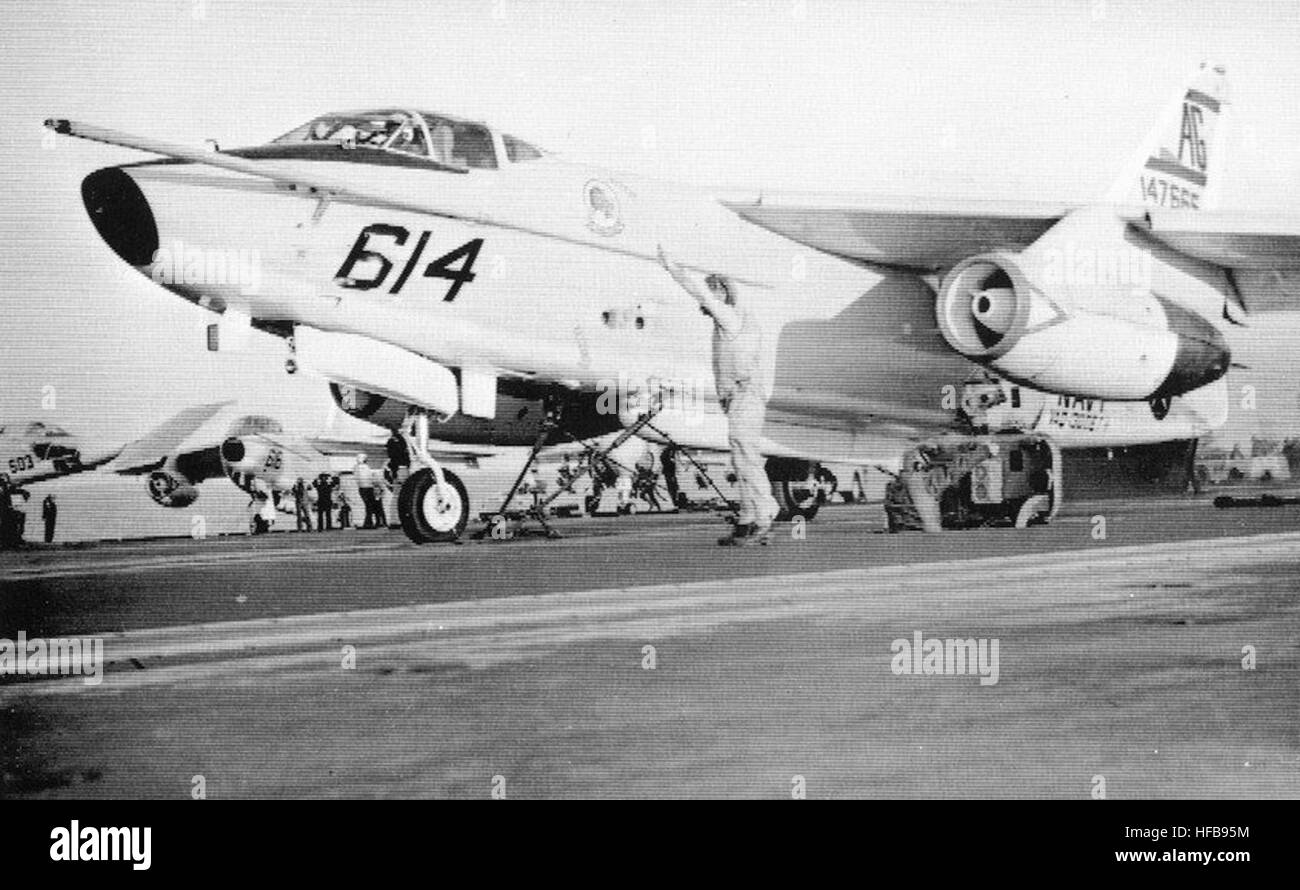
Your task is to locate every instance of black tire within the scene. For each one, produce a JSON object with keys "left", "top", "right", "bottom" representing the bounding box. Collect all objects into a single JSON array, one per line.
[
  {"left": 815, "top": 467, "right": 838, "bottom": 504},
  {"left": 397, "top": 468, "right": 469, "bottom": 544},
  {"left": 772, "top": 475, "right": 821, "bottom": 522}
]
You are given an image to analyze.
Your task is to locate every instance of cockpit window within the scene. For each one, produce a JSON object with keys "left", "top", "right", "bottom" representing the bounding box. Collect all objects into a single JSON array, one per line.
[
  {"left": 503, "top": 134, "right": 543, "bottom": 163},
  {"left": 274, "top": 110, "right": 499, "bottom": 169},
  {"left": 386, "top": 120, "right": 428, "bottom": 156},
  {"left": 275, "top": 112, "right": 412, "bottom": 149},
  {"left": 226, "top": 415, "right": 284, "bottom": 437},
  {"left": 424, "top": 116, "right": 497, "bottom": 169}
]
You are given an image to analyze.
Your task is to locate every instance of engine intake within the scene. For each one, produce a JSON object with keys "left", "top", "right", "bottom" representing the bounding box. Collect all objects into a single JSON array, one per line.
[
  {"left": 146, "top": 470, "right": 198, "bottom": 508},
  {"left": 939, "top": 257, "right": 1030, "bottom": 358}
]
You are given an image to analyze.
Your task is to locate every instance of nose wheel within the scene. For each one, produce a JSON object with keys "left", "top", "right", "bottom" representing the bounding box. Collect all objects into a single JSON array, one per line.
[{"left": 397, "top": 468, "right": 469, "bottom": 543}]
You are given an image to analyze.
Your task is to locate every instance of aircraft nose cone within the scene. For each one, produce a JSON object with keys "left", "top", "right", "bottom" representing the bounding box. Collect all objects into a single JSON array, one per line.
[
  {"left": 220, "top": 437, "right": 246, "bottom": 465},
  {"left": 81, "top": 167, "right": 158, "bottom": 266}
]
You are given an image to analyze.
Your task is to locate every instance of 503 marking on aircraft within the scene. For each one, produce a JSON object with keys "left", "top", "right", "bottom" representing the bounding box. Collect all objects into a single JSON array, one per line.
[{"left": 8, "top": 455, "right": 36, "bottom": 474}]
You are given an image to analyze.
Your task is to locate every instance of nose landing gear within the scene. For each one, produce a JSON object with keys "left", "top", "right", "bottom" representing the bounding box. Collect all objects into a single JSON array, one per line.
[
  {"left": 397, "top": 466, "right": 469, "bottom": 543},
  {"left": 395, "top": 409, "right": 470, "bottom": 544}
]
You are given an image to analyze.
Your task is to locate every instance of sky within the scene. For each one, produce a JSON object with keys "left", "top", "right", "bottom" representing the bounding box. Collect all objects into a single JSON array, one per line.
[{"left": 1, "top": 0, "right": 1299, "bottom": 531}]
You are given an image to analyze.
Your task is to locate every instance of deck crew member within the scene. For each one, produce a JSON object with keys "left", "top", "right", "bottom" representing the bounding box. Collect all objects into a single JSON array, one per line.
[
  {"left": 42, "top": 494, "right": 57, "bottom": 543},
  {"left": 313, "top": 473, "right": 334, "bottom": 531},
  {"left": 355, "top": 454, "right": 386, "bottom": 529},
  {"left": 659, "top": 247, "right": 779, "bottom": 545},
  {"left": 292, "top": 477, "right": 311, "bottom": 531}
]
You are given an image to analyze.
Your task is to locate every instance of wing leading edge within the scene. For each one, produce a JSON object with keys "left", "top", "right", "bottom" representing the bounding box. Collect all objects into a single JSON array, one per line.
[{"left": 722, "top": 191, "right": 1300, "bottom": 275}]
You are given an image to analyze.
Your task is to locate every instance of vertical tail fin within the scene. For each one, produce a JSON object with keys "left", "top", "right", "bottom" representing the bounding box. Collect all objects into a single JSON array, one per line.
[{"left": 1105, "top": 61, "right": 1230, "bottom": 211}]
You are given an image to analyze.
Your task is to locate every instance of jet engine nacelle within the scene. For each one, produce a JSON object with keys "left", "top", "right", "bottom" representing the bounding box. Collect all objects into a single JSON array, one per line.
[
  {"left": 936, "top": 251, "right": 1229, "bottom": 401},
  {"left": 219, "top": 436, "right": 299, "bottom": 489},
  {"left": 146, "top": 470, "right": 199, "bottom": 508}
]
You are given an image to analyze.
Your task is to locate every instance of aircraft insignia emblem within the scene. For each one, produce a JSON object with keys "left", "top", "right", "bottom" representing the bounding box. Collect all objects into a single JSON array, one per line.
[{"left": 583, "top": 179, "right": 624, "bottom": 236}]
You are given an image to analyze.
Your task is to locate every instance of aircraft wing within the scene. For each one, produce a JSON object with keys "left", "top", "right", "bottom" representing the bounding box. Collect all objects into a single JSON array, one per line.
[
  {"left": 721, "top": 191, "right": 1300, "bottom": 275},
  {"left": 1138, "top": 209, "right": 1300, "bottom": 270},
  {"left": 103, "top": 401, "right": 233, "bottom": 474},
  {"left": 718, "top": 191, "right": 1078, "bottom": 271},
  {"left": 245, "top": 431, "right": 327, "bottom": 463}
]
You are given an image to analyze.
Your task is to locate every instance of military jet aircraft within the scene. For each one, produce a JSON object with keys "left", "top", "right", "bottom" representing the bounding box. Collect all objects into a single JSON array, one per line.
[
  {"left": 0, "top": 420, "right": 93, "bottom": 487},
  {"left": 0, "top": 403, "right": 230, "bottom": 490},
  {"left": 131, "top": 411, "right": 389, "bottom": 516},
  {"left": 192, "top": 412, "right": 502, "bottom": 534},
  {"left": 46, "top": 62, "right": 1299, "bottom": 543},
  {"left": 1, "top": 404, "right": 454, "bottom": 536}
]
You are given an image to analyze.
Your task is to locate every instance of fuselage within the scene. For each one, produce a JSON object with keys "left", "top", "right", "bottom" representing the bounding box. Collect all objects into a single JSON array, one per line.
[
  {"left": 0, "top": 423, "right": 88, "bottom": 487},
  {"left": 77, "top": 108, "right": 1219, "bottom": 460}
]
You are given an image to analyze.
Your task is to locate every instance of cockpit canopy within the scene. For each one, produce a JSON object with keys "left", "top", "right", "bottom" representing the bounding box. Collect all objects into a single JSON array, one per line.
[
  {"left": 226, "top": 415, "right": 284, "bottom": 438},
  {"left": 273, "top": 109, "right": 543, "bottom": 170},
  {"left": 24, "top": 422, "right": 71, "bottom": 439}
]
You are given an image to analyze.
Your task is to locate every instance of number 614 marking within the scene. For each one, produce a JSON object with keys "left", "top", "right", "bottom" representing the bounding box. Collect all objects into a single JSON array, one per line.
[{"left": 335, "top": 224, "right": 483, "bottom": 302}]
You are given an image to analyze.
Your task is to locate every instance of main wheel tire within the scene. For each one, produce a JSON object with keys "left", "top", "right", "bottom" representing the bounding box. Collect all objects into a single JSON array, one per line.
[
  {"left": 398, "top": 468, "right": 469, "bottom": 544},
  {"left": 814, "top": 467, "right": 838, "bottom": 501},
  {"left": 1014, "top": 494, "right": 1052, "bottom": 528},
  {"left": 773, "top": 473, "right": 822, "bottom": 522}
]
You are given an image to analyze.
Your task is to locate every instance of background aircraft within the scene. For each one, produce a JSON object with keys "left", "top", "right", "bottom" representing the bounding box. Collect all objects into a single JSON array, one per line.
[
  {"left": 1, "top": 401, "right": 499, "bottom": 537},
  {"left": 192, "top": 411, "right": 506, "bottom": 532},
  {"left": 1, "top": 403, "right": 229, "bottom": 490}
]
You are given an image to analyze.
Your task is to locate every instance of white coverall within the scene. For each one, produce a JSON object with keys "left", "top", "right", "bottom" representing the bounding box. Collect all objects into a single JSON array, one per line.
[{"left": 713, "top": 305, "right": 780, "bottom": 529}]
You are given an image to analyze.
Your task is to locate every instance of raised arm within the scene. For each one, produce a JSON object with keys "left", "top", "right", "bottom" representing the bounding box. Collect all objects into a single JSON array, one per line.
[{"left": 657, "top": 245, "right": 741, "bottom": 335}]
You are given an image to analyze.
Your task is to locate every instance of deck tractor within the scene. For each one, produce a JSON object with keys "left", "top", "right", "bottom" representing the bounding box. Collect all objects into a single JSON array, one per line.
[{"left": 884, "top": 434, "right": 1061, "bottom": 532}]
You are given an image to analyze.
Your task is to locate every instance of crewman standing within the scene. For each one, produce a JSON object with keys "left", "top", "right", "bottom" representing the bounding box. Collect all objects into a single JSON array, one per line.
[
  {"left": 313, "top": 473, "right": 334, "bottom": 531},
  {"left": 355, "top": 454, "right": 386, "bottom": 529},
  {"left": 614, "top": 467, "right": 634, "bottom": 515},
  {"left": 292, "top": 477, "right": 311, "bottom": 531},
  {"left": 41, "top": 494, "right": 57, "bottom": 543},
  {"left": 248, "top": 478, "right": 276, "bottom": 534},
  {"left": 634, "top": 446, "right": 662, "bottom": 512},
  {"left": 376, "top": 471, "right": 394, "bottom": 528},
  {"left": 0, "top": 482, "right": 16, "bottom": 549},
  {"left": 337, "top": 490, "right": 353, "bottom": 529},
  {"left": 385, "top": 432, "right": 410, "bottom": 482},
  {"left": 8, "top": 486, "right": 30, "bottom": 546},
  {"left": 660, "top": 246, "right": 779, "bottom": 545}
]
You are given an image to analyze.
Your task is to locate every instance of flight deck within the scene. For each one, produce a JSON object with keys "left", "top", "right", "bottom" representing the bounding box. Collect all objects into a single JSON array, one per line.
[{"left": 2, "top": 496, "right": 1297, "bottom": 799}]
